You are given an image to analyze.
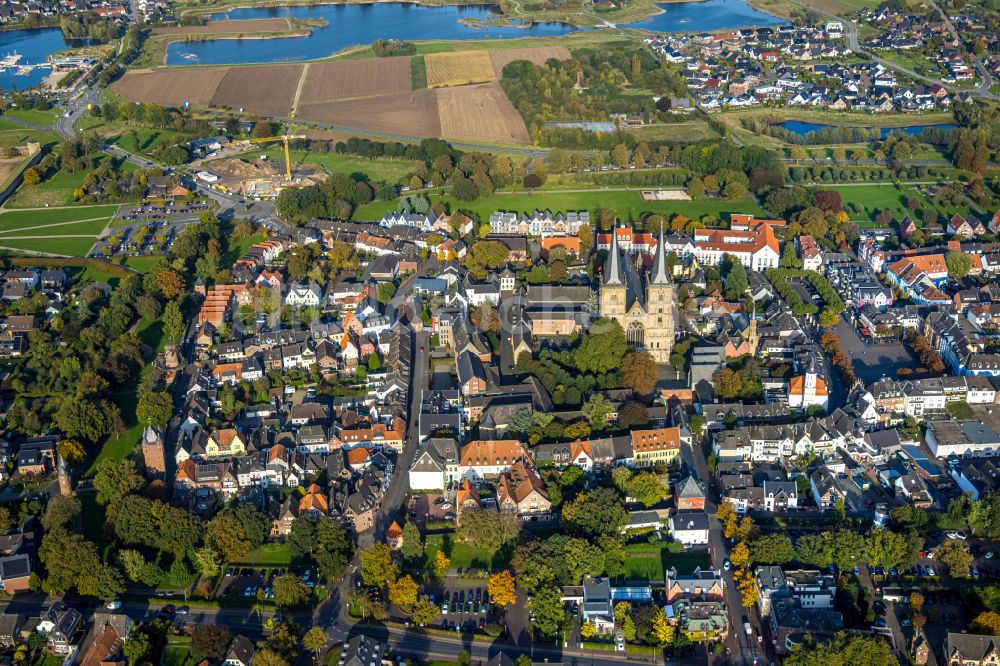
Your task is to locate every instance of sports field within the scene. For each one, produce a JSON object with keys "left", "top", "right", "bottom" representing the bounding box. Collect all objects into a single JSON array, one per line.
[{"left": 827, "top": 184, "right": 980, "bottom": 223}]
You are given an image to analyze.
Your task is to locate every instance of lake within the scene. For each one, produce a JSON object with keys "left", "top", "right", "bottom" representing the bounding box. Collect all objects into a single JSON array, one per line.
[
  {"left": 165, "top": 3, "right": 579, "bottom": 65},
  {"left": 632, "top": 0, "right": 786, "bottom": 33},
  {"left": 781, "top": 120, "right": 959, "bottom": 138},
  {"left": 0, "top": 27, "right": 71, "bottom": 92}
]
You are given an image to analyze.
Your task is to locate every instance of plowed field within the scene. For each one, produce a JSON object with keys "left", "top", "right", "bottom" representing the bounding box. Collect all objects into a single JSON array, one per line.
[
  {"left": 111, "top": 67, "right": 229, "bottom": 106},
  {"left": 490, "top": 45, "right": 571, "bottom": 77},
  {"left": 298, "top": 57, "right": 412, "bottom": 103},
  {"left": 209, "top": 64, "right": 303, "bottom": 116},
  {"left": 436, "top": 82, "right": 529, "bottom": 144}
]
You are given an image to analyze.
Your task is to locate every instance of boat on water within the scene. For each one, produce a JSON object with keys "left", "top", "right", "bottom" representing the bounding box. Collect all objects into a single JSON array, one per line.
[
  {"left": 15, "top": 66, "right": 34, "bottom": 75},
  {"left": 1, "top": 53, "right": 22, "bottom": 67}
]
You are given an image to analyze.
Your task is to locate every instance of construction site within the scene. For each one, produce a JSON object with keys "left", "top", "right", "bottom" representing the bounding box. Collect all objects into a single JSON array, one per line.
[{"left": 199, "top": 136, "right": 326, "bottom": 199}]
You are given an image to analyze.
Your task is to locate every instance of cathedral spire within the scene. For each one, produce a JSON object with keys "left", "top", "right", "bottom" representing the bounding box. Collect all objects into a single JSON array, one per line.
[
  {"left": 603, "top": 226, "right": 625, "bottom": 285},
  {"left": 650, "top": 226, "right": 670, "bottom": 285}
]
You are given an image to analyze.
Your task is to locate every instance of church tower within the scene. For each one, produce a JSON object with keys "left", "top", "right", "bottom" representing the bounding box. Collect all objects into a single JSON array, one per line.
[
  {"left": 142, "top": 425, "right": 166, "bottom": 480},
  {"left": 598, "top": 225, "right": 676, "bottom": 364},
  {"left": 644, "top": 228, "right": 676, "bottom": 363}
]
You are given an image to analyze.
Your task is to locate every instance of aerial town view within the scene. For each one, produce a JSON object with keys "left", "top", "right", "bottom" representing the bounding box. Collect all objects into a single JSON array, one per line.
[{"left": 0, "top": 0, "right": 996, "bottom": 662}]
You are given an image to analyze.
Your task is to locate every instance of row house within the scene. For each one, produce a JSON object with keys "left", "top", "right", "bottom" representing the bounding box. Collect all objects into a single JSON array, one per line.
[{"left": 489, "top": 210, "right": 590, "bottom": 236}]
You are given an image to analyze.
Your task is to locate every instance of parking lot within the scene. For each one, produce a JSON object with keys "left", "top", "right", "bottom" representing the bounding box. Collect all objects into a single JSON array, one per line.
[
  {"left": 218, "top": 565, "right": 317, "bottom": 600},
  {"left": 834, "top": 319, "right": 919, "bottom": 383},
  {"left": 408, "top": 493, "right": 454, "bottom": 529}
]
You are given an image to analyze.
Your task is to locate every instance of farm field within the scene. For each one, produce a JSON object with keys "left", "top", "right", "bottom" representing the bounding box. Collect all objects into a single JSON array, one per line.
[
  {"left": 112, "top": 67, "right": 231, "bottom": 107},
  {"left": 297, "top": 89, "right": 442, "bottom": 138},
  {"left": 490, "top": 45, "right": 571, "bottom": 76},
  {"left": 152, "top": 18, "right": 291, "bottom": 34},
  {"left": 436, "top": 83, "right": 530, "bottom": 144},
  {"left": 354, "top": 190, "right": 765, "bottom": 223},
  {"left": 425, "top": 50, "right": 496, "bottom": 88},
  {"left": 827, "top": 184, "right": 980, "bottom": 223},
  {"left": 629, "top": 120, "right": 722, "bottom": 143},
  {"left": 298, "top": 57, "right": 412, "bottom": 103},
  {"left": 210, "top": 64, "right": 301, "bottom": 116}
]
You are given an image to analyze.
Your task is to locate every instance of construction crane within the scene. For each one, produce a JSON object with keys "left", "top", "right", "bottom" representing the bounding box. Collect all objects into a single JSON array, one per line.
[{"left": 244, "top": 132, "right": 305, "bottom": 181}]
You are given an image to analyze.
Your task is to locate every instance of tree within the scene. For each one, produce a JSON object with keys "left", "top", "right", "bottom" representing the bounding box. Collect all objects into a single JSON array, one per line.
[
  {"left": 622, "top": 351, "right": 657, "bottom": 395},
  {"left": 163, "top": 300, "right": 185, "bottom": 342},
  {"left": 434, "top": 550, "right": 451, "bottom": 579},
  {"left": 946, "top": 251, "right": 973, "bottom": 279},
  {"left": 651, "top": 607, "right": 674, "bottom": 644},
  {"left": 302, "top": 627, "right": 328, "bottom": 661},
  {"left": 528, "top": 586, "right": 565, "bottom": 638},
  {"left": 783, "top": 632, "right": 897, "bottom": 666},
  {"left": 388, "top": 575, "right": 420, "bottom": 611},
  {"left": 273, "top": 574, "right": 312, "bottom": 608},
  {"left": 735, "top": 568, "right": 758, "bottom": 607},
  {"left": 206, "top": 513, "right": 252, "bottom": 562},
  {"left": 488, "top": 570, "right": 517, "bottom": 608},
  {"left": 458, "top": 507, "right": 522, "bottom": 552},
  {"left": 42, "top": 495, "right": 81, "bottom": 530},
  {"left": 934, "top": 538, "right": 973, "bottom": 577},
  {"left": 412, "top": 597, "right": 441, "bottom": 626},
  {"left": 561, "top": 488, "right": 628, "bottom": 537},
  {"left": 401, "top": 521, "right": 423, "bottom": 565},
  {"left": 580, "top": 621, "right": 597, "bottom": 639},
  {"left": 725, "top": 261, "right": 749, "bottom": 301},
  {"left": 136, "top": 390, "right": 173, "bottom": 429},
  {"left": 156, "top": 268, "right": 185, "bottom": 300},
  {"left": 192, "top": 546, "right": 221, "bottom": 579},
  {"left": 575, "top": 319, "right": 627, "bottom": 374},
  {"left": 57, "top": 439, "right": 86, "bottom": 467},
  {"left": 123, "top": 632, "right": 150, "bottom": 666},
  {"left": 748, "top": 534, "right": 795, "bottom": 564},
  {"left": 865, "top": 530, "right": 911, "bottom": 573},
  {"left": 375, "top": 282, "right": 397, "bottom": 304},
  {"left": 626, "top": 472, "right": 666, "bottom": 508},
  {"left": 581, "top": 394, "right": 614, "bottom": 431},
  {"left": 458, "top": 651, "right": 472, "bottom": 666},
  {"left": 254, "top": 649, "right": 290, "bottom": 666},
  {"left": 93, "top": 459, "right": 143, "bottom": 506},
  {"left": 618, "top": 402, "right": 649, "bottom": 428},
  {"left": 22, "top": 167, "right": 41, "bottom": 186},
  {"left": 730, "top": 542, "right": 751, "bottom": 569},
  {"left": 190, "top": 625, "right": 232, "bottom": 662},
  {"left": 971, "top": 611, "right": 1000, "bottom": 635},
  {"left": 819, "top": 308, "right": 840, "bottom": 328},
  {"left": 360, "top": 544, "right": 399, "bottom": 587},
  {"left": 717, "top": 499, "right": 738, "bottom": 540}
]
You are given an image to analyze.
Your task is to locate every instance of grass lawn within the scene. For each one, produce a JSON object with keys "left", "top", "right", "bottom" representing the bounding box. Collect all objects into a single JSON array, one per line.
[
  {"left": 164, "top": 646, "right": 194, "bottom": 666},
  {"left": 255, "top": 148, "right": 419, "bottom": 183},
  {"left": 828, "top": 184, "right": 979, "bottom": 223},
  {"left": 31, "top": 655, "right": 64, "bottom": 666},
  {"left": 0, "top": 128, "right": 60, "bottom": 152},
  {"left": 231, "top": 542, "right": 294, "bottom": 566},
  {"left": 624, "top": 543, "right": 710, "bottom": 582},
  {"left": 5, "top": 108, "right": 60, "bottom": 126},
  {"left": 0, "top": 236, "right": 99, "bottom": 256},
  {"left": 113, "top": 127, "right": 189, "bottom": 155},
  {"left": 627, "top": 120, "right": 722, "bottom": 143},
  {"left": 424, "top": 533, "right": 511, "bottom": 571},
  {"left": 223, "top": 233, "right": 265, "bottom": 266},
  {"left": 0, "top": 205, "right": 120, "bottom": 229},
  {"left": 123, "top": 255, "right": 164, "bottom": 272},
  {"left": 353, "top": 190, "right": 765, "bottom": 223}
]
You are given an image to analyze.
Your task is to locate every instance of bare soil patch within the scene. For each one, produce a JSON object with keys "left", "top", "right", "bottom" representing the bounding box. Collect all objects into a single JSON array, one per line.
[
  {"left": 152, "top": 19, "right": 290, "bottom": 35},
  {"left": 209, "top": 64, "right": 303, "bottom": 117},
  {"left": 112, "top": 67, "right": 229, "bottom": 107},
  {"left": 490, "top": 45, "right": 571, "bottom": 77},
  {"left": 0, "top": 156, "right": 25, "bottom": 187},
  {"left": 425, "top": 51, "right": 496, "bottom": 88},
  {"left": 298, "top": 57, "right": 412, "bottom": 103},
  {"left": 436, "top": 82, "right": 530, "bottom": 144},
  {"left": 297, "top": 90, "right": 441, "bottom": 138}
]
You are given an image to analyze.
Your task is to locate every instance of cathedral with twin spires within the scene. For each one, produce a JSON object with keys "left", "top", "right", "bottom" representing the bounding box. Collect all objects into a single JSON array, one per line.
[{"left": 599, "top": 228, "right": 677, "bottom": 364}]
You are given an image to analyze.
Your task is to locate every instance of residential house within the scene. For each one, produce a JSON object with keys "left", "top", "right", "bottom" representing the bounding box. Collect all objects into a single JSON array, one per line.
[
  {"left": 80, "top": 615, "right": 132, "bottom": 666},
  {"left": 664, "top": 566, "right": 725, "bottom": 603},
  {"left": 37, "top": 602, "right": 82, "bottom": 655},
  {"left": 631, "top": 427, "right": 681, "bottom": 468},
  {"left": 0, "top": 554, "right": 31, "bottom": 593},
  {"left": 224, "top": 635, "right": 256, "bottom": 666},
  {"left": 944, "top": 632, "right": 1000, "bottom": 666},
  {"left": 669, "top": 511, "right": 709, "bottom": 546}
]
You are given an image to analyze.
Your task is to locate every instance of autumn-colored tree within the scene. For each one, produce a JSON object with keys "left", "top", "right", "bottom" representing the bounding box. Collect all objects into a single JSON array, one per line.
[
  {"left": 481, "top": 571, "right": 515, "bottom": 610},
  {"left": 730, "top": 542, "right": 751, "bottom": 569},
  {"left": 651, "top": 607, "right": 675, "bottom": 644},
  {"left": 388, "top": 575, "right": 419, "bottom": 612},
  {"left": 580, "top": 622, "right": 597, "bottom": 639},
  {"left": 909, "top": 591, "right": 924, "bottom": 613},
  {"left": 717, "top": 499, "right": 738, "bottom": 540},
  {"left": 622, "top": 351, "right": 657, "bottom": 395},
  {"left": 735, "top": 569, "right": 758, "bottom": 607},
  {"left": 434, "top": 550, "right": 450, "bottom": 579},
  {"left": 971, "top": 611, "right": 1000, "bottom": 635},
  {"left": 156, "top": 268, "right": 185, "bottom": 300},
  {"left": 57, "top": 439, "right": 86, "bottom": 466}
]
